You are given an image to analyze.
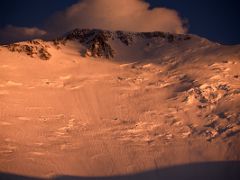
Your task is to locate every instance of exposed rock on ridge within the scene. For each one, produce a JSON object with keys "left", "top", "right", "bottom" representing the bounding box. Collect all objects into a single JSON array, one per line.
[
  {"left": 60, "top": 28, "right": 192, "bottom": 59},
  {"left": 4, "top": 40, "right": 51, "bottom": 60}
]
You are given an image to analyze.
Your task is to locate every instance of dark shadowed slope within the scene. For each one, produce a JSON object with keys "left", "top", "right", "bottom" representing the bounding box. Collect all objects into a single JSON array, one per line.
[{"left": 1, "top": 161, "right": 240, "bottom": 180}]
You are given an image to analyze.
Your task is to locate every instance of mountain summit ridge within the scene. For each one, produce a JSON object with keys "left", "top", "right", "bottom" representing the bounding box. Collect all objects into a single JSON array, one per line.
[
  {"left": 1, "top": 28, "right": 239, "bottom": 63},
  {"left": 59, "top": 28, "right": 197, "bottom": 59}
]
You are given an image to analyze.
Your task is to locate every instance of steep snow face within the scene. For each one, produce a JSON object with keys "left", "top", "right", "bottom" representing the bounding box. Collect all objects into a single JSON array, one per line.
[
  {"left": 59, "top": 29, "right": 217, "bottom": 62},
  {"left": 57, "top": 29, "right": 240, "bottom": 66}
]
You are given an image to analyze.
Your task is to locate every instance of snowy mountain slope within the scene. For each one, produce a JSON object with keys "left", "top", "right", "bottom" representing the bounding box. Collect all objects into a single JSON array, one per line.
[{"left": 0, "top": 29, "right": 240, "bottom": 178}]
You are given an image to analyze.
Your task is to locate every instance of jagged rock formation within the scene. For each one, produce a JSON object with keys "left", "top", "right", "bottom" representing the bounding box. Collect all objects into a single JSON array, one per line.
[
  {"left": 4, "top": 40, "right": 51, "bottom": 60},
  {"left": 61, "top": 29, "right": 114, "bottom": 58}
]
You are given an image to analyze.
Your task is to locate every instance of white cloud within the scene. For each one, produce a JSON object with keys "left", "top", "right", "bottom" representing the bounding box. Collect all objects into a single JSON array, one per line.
[
  {"left": 0, "top": 0, "right": 187, "bottom": 44},
  {"left": 47, "top": 0, "right": 187, "bottom": 35}
]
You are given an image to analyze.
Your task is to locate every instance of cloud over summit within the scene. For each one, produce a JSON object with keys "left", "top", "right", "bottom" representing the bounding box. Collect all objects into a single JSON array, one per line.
[
  {"left": 47, "top": 0, "right": 187, "bottom": 35},
  {"left": 0, "top": 0, "right": 187, "bottom": 44}
]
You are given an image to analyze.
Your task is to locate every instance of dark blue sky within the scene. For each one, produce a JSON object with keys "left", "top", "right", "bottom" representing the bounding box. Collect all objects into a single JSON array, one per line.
[{"left": 0, "top": 0, "right": 239, "bottom": 44}]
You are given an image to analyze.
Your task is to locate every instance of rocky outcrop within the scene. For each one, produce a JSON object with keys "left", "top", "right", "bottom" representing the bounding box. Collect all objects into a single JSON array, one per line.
[
  {"left": 63, "top": 29, "right": 114, "bottom": 59},
  {"left": 5, "top": 40, "right": 51, "bottom": 60}
]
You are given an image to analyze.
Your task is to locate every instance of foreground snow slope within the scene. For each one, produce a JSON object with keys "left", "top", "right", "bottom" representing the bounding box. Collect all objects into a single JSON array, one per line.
[{"left": 0, "top": 29, "right": 240, "bottom": 178}]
